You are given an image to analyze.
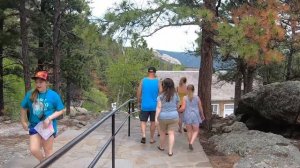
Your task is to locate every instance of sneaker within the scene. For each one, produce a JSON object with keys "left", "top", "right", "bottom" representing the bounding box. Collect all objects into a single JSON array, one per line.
[{"left": 189, "top": 144, "right": 193, "bottom": 150}]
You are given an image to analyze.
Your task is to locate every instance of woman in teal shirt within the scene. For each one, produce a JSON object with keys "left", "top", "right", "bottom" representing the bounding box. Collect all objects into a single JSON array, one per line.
[{"left": 20, "top": 71, "right": 65, "bottom": 162}]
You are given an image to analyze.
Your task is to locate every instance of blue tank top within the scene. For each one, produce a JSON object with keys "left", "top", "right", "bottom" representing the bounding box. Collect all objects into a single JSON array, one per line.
[{"left": 141, "top": 77, "right": 159, "bottom": 111}]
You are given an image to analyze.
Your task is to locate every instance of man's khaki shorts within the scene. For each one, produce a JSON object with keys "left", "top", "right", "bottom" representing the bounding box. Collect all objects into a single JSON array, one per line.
[{"left": 159, "top": 119, "right": 178, "bottom": 132}]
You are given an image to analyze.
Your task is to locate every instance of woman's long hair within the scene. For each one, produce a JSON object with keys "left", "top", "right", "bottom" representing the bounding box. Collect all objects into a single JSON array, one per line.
[
  {"left": 162, "top": 78, "right": 176, "bottom": 102},
  {"left": 30, "top": 89, "right": 39, "bottom": 102}
]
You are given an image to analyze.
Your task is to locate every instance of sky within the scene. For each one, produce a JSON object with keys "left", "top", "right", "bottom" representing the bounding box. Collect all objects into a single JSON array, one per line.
[{"left": 89, "top": 0, "right": 199, "bottom": 52}]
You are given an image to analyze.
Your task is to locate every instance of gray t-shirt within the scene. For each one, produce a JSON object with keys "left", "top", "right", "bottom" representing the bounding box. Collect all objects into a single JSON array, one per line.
[{"left": 157, "top": 93, "right": 179, "bottom": 120}]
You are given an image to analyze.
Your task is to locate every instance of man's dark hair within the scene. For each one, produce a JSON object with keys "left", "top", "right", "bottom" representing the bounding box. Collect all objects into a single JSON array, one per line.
[{"left": 148, "top": 67, "right": 156, "bottom": 73}]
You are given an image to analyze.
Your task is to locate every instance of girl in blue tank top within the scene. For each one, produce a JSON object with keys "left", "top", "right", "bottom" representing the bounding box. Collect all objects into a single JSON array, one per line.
[{"left": 178, "top": 84, "right": 205, "bottom": 150}]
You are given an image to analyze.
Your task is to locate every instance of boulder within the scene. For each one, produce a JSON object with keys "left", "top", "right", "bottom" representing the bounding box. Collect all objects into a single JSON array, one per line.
[
  {"left": 3, "top": 116, "right": 11, "bottom": 121},
  {"left": 4, "top": 120, "right": 12, "bottom": 124},
  {"left": 226, "top": 113, "right": 236, "bottom": 120},
  {"left": 222, "top": 122, "right": 248, "bottom": 133},
  {"left": 70, "top": 106, "right": 89, "bottom": 117},
  {"left": 209, "top": 130, "right": 300, "bottom": 167},
  {"left": 236, "top": 81, "right": 300, "bottom": 136},
  {"left": 75, "top": 115, "right": 87, "bottom": 121}
]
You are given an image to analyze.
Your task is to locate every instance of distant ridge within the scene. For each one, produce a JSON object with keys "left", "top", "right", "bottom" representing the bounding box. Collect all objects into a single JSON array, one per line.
[
  {"left": 156, "top": 50, "right": 234, "bottom": 70},
  {"left": 157, "top": 50, "right": 200, "bottom": 68}
]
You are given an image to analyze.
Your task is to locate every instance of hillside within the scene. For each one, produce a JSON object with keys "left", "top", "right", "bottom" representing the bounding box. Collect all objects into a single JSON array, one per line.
[
  {"left": 157, "top": 50, "right": 200, "bottom": 68},
  {"left": 157, "top": 50, "right": 234, "bottom": 70}
]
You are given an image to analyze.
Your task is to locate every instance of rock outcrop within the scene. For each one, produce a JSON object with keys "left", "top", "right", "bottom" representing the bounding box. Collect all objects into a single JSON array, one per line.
[
  {"left": 235, "top": 81, "right": 300, "bottom": 137},
  {"left": 209, "top": 128, "right": 300, "bottom": 168}
]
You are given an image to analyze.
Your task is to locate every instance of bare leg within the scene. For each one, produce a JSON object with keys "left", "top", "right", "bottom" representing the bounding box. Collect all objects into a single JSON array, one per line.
[
  {"left": 186, "top": 125, "right": 193, "bottom": 143},
  {"left": 178, "top": 113, "right": 182, "bottom": 133},
  {"left": 42, "top": 136, "right": 54, "bottom": 158},
  {"left": 30, "top": 134, "right": 44, "bottom": 161},
  {"left": 157, "top": 125, "right": 161, "bottom": 136},
  {"left": 159, "top": 129, "right": 166, "bottom": 149},
  {"left": 190, "top": 125, "right": 199, "bottom": 145},
  {"left": 150, "top": 121, "right": 156, "bottom": 142},
  {"left": 140, "top": 121, "right": 147, "bottom": 138},
  {"left": 168, "top": 130, "right": 175, "bottom": 154}
]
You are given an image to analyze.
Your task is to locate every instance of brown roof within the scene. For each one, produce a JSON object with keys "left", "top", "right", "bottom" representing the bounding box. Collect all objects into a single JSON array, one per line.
[{"left": 156, "top": 71, "right": 235, "bottom": 101}]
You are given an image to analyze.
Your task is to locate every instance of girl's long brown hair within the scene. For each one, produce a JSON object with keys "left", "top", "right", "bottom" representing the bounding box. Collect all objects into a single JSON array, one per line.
[
  {"left": 162, "top": 78, "right": 176, "bottom": 102},
  {"left": 30, "top": 89, "right": 39, "bottom": 102}
]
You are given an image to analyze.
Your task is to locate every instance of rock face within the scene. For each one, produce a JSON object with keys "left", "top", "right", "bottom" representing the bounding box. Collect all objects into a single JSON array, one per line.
[
  {"left": 209, "top": 130, "right": 300, "bottom": 168},
  {"left": 235, "top": 81, "right": 300, "bottom": 136},
  {"left": 222, "top": 122, "right": 248, "bottom": 133},
  {"left": 70, "top": 106, "right": 89, "bottom": 117}
]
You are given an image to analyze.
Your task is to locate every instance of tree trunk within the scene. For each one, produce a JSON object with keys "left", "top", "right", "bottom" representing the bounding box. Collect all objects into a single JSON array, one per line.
[
  {"left": 234, "top": 59, "right": 243, "bottom": 112},
  {"left": 286, "top": 18, "right": 297, "bottom": 80},
  {"left": 0, "top": 16, "right": 4, "bottom": 116},
  {"left": 286, "top": 2, "right": 299, "bottom": 80},
  {"left": 66, "top": 78, "right": 71, "bottom": 115},
  {"left": 243, "top": 66, "right": 255, "bottom": 93},
  {"left": 37, "top": 0, "right": 46, "bottom": 71},
  {"left": 53, "top": 0, "right": 61, "bottom": 93},
  {"left": 286, "top": 48, "right": 293, "bottom": 81},
  {"left": 20, "top": 0, "right": 31, "bottom": 93},
  {"left": 198, "top": 0, "right": 216, "bottom": 130}
]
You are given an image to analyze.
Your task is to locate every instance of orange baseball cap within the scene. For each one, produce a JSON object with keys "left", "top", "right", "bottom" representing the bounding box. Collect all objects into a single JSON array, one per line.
[{"left": 32, "top": 71, "right": 48, "bottom": 81}]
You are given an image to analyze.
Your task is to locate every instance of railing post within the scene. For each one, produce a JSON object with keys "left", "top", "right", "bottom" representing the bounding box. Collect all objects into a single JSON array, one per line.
[
  {"left": 112, "top": 113, "right": 115, "bottom": 168},
  {"left": 128, "top": 100, "right": 131, "bottom": 137},
  {"left": 131, "top": 100, "right": 135, "bottom": 120}
]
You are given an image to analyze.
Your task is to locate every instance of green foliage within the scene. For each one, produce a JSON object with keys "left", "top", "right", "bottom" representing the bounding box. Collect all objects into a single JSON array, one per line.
[
  {"left": 82, "top": 88, "right": 108, "bottom": 113},
  {"left": 103, "top": 0, "right": 212, "bottom": 40},
  {"left": 3, "top": 59, "right": 25, "bottom": 120},
  {"left": 217, "top": 22, "right": 260, "bottom": 60},
  {"left": 106, "top": 47, "right": 180, "bottom": 103}
]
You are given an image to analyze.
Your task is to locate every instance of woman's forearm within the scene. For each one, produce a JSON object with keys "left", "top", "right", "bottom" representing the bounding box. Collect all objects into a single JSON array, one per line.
[
  {"left": 20, "top": 108, "right": 27, "bottom": 123},
  {"left": 155, "top": 109, "right": 160, "bottom": 120},
  {"left": 48, "top": 109, "right": 66, "bottom": 121}
]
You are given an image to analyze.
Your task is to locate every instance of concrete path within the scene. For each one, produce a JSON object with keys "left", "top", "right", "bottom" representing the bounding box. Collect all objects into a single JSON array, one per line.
[{"left": 4, "top": 112, "right": 212, "bottom": 168}]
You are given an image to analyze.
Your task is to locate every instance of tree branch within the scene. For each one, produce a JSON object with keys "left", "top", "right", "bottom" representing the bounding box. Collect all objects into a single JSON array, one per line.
[
  {"left": 141, "top": 21, "right": 199, "bottom": 38},
  {"left": 216, "top": 0, "right": 222, "bottom": 17}
]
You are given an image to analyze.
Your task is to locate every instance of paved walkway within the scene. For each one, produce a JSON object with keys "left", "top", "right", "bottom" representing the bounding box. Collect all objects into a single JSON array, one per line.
[{"left": 4, "top": 112, "right": 212, "bottom": 168}]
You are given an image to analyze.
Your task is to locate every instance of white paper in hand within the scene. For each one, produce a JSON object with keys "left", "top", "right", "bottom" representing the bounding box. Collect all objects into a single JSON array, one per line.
[{"left": 34, "top": 121, "right": 54, "bottom": 140}]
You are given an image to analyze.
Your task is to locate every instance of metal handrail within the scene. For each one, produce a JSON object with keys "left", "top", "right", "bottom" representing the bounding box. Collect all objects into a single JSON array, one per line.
[{"left": 34, "top": 98, "right": 136, "bottom": 168}]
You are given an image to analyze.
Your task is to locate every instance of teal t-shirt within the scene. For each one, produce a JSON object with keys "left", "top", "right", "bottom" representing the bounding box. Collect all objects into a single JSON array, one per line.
[{"left": 21, "top": 89, "right": 65, "bottom": 135}]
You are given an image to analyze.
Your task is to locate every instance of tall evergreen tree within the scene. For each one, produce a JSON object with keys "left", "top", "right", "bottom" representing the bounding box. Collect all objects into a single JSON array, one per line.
[{"left": 20, "top": 0, "right": 31, "bottom": 92}]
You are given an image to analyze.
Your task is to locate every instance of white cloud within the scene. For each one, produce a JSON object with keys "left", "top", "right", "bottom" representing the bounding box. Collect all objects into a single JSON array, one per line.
[{"left": 90, "top": 0, "right": 199, "bottom": 52}]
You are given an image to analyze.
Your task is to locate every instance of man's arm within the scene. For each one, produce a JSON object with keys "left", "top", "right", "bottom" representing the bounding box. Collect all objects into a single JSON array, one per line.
[
  {"left": 137, "top": 80, "right": 142, "bottom": 108},
  {"left": 158, "top": 80, "right": 163, "bottom": 94}
]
